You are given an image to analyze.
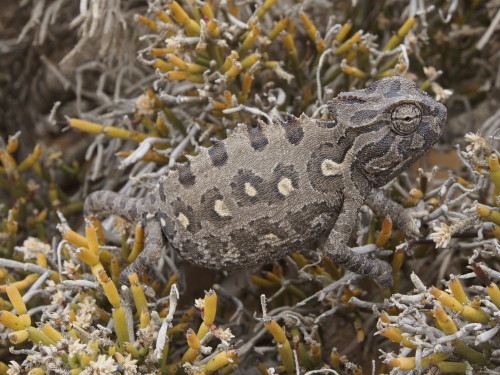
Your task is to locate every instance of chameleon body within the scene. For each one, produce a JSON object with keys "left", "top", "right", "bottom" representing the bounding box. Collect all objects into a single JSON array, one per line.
[{"left": 84, "top": 77, "right": 447, "bottom": 288}]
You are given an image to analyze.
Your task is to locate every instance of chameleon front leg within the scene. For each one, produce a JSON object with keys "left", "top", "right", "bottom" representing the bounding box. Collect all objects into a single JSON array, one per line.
[
  {"left": 84, "top": 191, "right": 144, "bottom": 222},
  {"left": 366, "top": 190, "right": 420, "bottom": 239},
  {"left": 119, "top": 214, "right": 166, "bottom": 285},
  {"left": 323, "top": 197, "right": 393, "bottom": 289}
]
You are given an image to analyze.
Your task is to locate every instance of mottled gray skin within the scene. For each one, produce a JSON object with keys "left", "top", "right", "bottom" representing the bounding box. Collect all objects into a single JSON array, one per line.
[{"left": 84, "top": 77, "right": 447, "bottom": 288}]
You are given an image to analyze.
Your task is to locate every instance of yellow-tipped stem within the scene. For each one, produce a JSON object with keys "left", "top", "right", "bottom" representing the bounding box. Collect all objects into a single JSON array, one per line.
[
  {"left": 17, "top": 144, "right": 42, "bottom": 172},
  {"left": 182, "top": 328, "right": 201, "bottom": 363},
  {"left": 282, "top": 33, "right": 298, "bottom": 61},
  {"left": 255, "top": 0, "right": 278, "bottom": 19},
  {"left": 203, "top": 289, "right": 217, "bottom": 326},
  {"left": 342, "top": 63, "right": 368, "bottom": 78},
  {"left": 97, "top": 270, "right": 121, "bottom": 308},
  {"left": 330, "top": 348, "right": 341, "bottom": 370},
  {"left": 153, "top": 58, "right": 174, "bottom": 72},
  {"left": 201, "top": 350, "right": 237, "bottom": 372},
  {"left": 155, "top": 10, "right": 173, "bottom": 24},
  {"left": 139, "top": 309, "right": 150, "bottom": 329},
  {"left": 379, "top": 326, "right": 418, "bottom": 349},
  {"left": 264, "top": 320, "right": 294, "bottom": 372},
  {"left": 0, "top": 310, "right": 26, "bottom": 330},
  {"left": 376, "top": 217, "right": 393, "bottom": 247},
  {"left": 240, "top": 53, "right": 261, "bottom": 69},
  {"left": 448, "top": 278, "right": 469, "bottom": 304},
  {"left": 41, "top": 324, "right": 63, "bottom": 342},
  {"left": 165, "top": 70, "right": 190, "bottom": 81},
  {"left": 165, "top": 54, "right": 189, "bottom": 70},
  {"left": 8, "top": 329, "right": 29, "bottom": 344},
  {"left": 433, "top": 303, "right": 457, "bottom": 335},
  {"left": 6, "top": 284, "right": 27, "bottom": 315},
  {"left": 124, "top": 342, "right": 141, "bottom": 358},
  {"left": 336, "top": 22, "right": 353, "bottom": 42},
  {"left": 85, "top": 222, "right": 99, "bottom": 255},
  {"left": 151, "top": 48, "right": 175, "bottom": 56},
  {"left": 225, "top": 61, "right": 242, "bottom": 80},
  {"left": 486, "top": 282, "right": 500, "bottom": 308},
  {"left": 62, "top": 228, "right": 88, "bottom": 248},
  {"left": 488, "top": 153, "right": 500, "bottom": 190},
  {"left": 0, "top": 273, "right": 39, "bottom": 293},
  {"left": 6, "top": 136, "right": 19, "bottom": 154},
  {"left": 129, "top": 273, "right": 148, "bottom": 313},
  {"left": 429, "top": 287, "right": 463, "bottom": 312},
  {"left": 200, "top": 2, "right": 214, "bottom": 19},
  {"left": 76, "top": 247, "right": 100, "bottom": 267},
  {"left": 477, "top": 204, "right": 500, "bottom": 226},
  {"left": 27, "top": 326, "right": 56, "bottom": 346},
  {"left": 335, "top": 31, "right": 361, "bottom": 55},
  {"left": 69, "top": 118, "right": 148, "bottom": 142},
  {"left": 387, "top": 352, "right": 449, "bottom": 370},
  {"left": 136, "top": 15, "right": 158, "bottom": 32},
  {"left": 220, "top": 51, "right": 239, "bottom": 73},
  {"left": 383, "top": 16, "right": 417, "bottom": 51},
  {"left": 127, "top": 222, "right": 145, "bottom": 263},
  {"left": 168, "top": 1, "right": 200, "bottom": 36},
  {"left": 239, "top": 26, "right": 260, "bottom": 56},
  {"left": 113, "top": 307, "right": 130, "bottom": 347},
  {"left": 206, "top": 19, "right": 220, "bottom": 37},
  {"left": 269, "top": 18, "right": 288, "bottom": 40},
  {"left": 28, "top": 368, "right": 45, "bottom": 375}
]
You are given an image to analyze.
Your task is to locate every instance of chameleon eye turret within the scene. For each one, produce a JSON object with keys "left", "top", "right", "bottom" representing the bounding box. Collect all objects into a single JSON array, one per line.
[
  {"left": 390, "top": 102, "right": 422, "bottom": 135},
  {"left": 84, "top": 76, "right": 446, "bottom": 288}
]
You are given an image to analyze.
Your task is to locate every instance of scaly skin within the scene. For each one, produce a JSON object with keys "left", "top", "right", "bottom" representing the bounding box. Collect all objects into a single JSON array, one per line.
[{"left": 84, "top": 77, "right": 447, "bottom": 288}]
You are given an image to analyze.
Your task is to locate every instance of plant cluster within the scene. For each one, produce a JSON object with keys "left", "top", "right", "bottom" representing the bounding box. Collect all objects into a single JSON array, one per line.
[{"left": 0, "top": 1, "right": 499, "bottom": 374}]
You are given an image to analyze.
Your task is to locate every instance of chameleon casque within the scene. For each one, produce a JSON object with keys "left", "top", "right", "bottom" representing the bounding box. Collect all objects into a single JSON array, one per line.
[{"left": 84, "top": 76, "right": 447, "bottom": 289}]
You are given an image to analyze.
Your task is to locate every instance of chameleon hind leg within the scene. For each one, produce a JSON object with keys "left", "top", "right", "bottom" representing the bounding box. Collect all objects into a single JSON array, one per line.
[
  {"left": 84, "top": 191, "right": 164, "bottom": 284},
  {"left": 323, "top": 197, "right": 393, "bottom": 289},
  {"left": 84, "top": 191, "right": 144, "bottom": 222},
  {"left": 119, "top": 214, "right": 166, "bottom": 285}
]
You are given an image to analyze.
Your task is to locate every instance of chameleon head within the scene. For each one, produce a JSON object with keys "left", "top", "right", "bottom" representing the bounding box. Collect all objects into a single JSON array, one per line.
[{"left": 328, "top": 76, "right": 447, "bottom": 187}]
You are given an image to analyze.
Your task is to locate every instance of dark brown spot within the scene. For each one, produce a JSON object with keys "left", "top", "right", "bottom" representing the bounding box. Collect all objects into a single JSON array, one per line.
[
  {"left": 158, "top": 183, "right": 167, "bottom": 202},
  {"left": 200, "top": 188, "right": 232, "bottom": 222},
  {"left": 171, "top": 198, "right": 201, "bottom": 233},
  {"left": 281, "top": 114, "right": 304, "bottom": 145},
  {"left": 315, "top": 119, "right": 337, "bottom": 128},
  {"left": 208, "top": 138, "right": 228, "bottom": 167},
  {"left": 269, "top": 163, "right": 299, "bottom": 202},
  {"left": 307, "top": 143, "right": 345, "bottom": 193},
  {"left": 177, "top": 162, "right": 196, "bottom": 186},
  {"left": 248, "top": 125, "right": 268, "bottom": 151},
  {"left": 230, "top": 169, "right": 264, "bottom": 207},
  {"left": 158, "top": 212, "right": 176, "bottom": 240}
]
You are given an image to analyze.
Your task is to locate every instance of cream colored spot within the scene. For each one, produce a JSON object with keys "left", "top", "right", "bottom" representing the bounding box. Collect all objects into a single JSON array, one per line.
[
  {"left": 263, "top": 233, "right": 280, "bottom": 243},
  {"left": 177, "top": 213, "right": 190, "bottom": 229},
  {"left": 277, "top": 177, "right": 294, "bottom": 196},
  {"left": 160, "top": 218, "right": 167, "bottom": 227},
  {"left": 321, "top": 159, "right": 342, "bottom": 176},
  {"left": 244, "top": 182, "right": 258, "bottom": 197},
  {"left": 214, "top": 199, "right": 231, "bottom": 217}
]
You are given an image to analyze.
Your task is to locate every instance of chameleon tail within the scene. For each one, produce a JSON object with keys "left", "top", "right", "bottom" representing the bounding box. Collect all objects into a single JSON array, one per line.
[{"left": 84, "top": 190, "right": 146, "bottom": 222}]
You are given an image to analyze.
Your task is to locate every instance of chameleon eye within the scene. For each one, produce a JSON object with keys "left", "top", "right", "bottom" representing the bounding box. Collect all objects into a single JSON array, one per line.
[{"left": 390, "top": 102, "right": 422, "bottom": 135}]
